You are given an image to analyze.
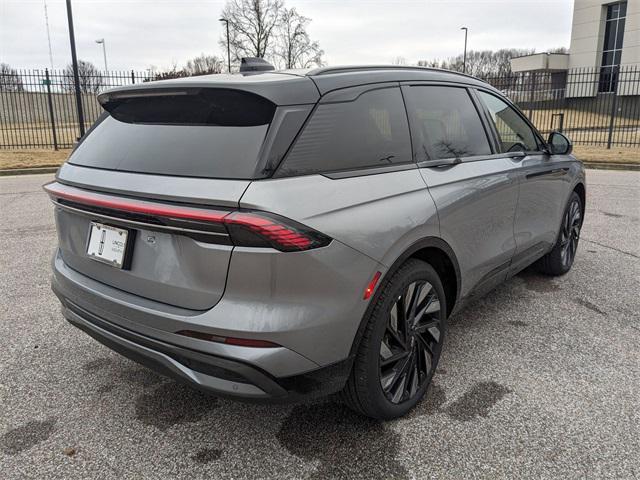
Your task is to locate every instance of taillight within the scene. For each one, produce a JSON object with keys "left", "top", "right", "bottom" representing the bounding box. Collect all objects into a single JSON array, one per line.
[
  {"left": 224, "top": 211, "right": 329, "bottom": 252},
  {"left": 43, "top": 182, "right": 331, "bottom": 252}
]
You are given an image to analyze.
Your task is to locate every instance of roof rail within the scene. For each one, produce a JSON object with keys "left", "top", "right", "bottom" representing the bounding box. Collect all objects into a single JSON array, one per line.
[{"left": 306, "top": 65, "right": 479, "bottom": 81}]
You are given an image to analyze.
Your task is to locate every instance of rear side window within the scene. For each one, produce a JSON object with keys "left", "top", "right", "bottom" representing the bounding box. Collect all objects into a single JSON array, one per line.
[
  {"left": 68, "top": 89, "right": 276, "bottom": 179},
  {"left": 477, "top": 91, "right": 540, "bottom": 153},
  {"left": 277, "top": 87, "right": 412, "bottom": 176},
  {"left": 403, "top": 85, "right": 491, "bottom": 161}
]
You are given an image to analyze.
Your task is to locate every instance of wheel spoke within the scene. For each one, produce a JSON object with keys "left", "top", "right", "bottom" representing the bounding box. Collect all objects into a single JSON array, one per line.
[
  {"left": 406, "top": 282, "right": 425, "bottom": 327},
  {"left": 385, "top": 353, "right": 412, "bottom": 400},
  {"left": 380, "top": 350, "right": 409, "bottom": 368},
  {"left": 385, "top": 324, "right": 405, "bottom": 349}
]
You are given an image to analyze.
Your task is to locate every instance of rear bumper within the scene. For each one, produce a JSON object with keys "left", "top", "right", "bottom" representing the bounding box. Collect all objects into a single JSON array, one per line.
[
  {"left": 52, "top": 257, "right": 352, "bottom": 402},
  {"left": 57, "top": 296, "right": 352, "bottom": 402}
]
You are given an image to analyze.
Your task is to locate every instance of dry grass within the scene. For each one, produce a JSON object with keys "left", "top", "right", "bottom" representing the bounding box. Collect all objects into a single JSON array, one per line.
[
  {"left": 0, "top": 145, "right": 637, "bottom": 172},
  {"left": 0, "top": 149, "right": 70, "bottom": 170},
  {"left": 573, "top": 146, "right": 640, "bottom": 164}
]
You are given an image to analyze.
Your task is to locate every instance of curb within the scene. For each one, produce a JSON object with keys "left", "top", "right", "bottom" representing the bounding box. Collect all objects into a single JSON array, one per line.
[
  {"left": 583, "top": 162, "right": 640, "bottom": 171},
  {"left": 0, "top": 166, "right": 59, "bottom": 177}
]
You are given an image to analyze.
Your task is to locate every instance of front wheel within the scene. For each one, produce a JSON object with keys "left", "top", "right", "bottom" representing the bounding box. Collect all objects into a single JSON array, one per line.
[
  {"left": 537, "top": 191, "right": 583, "bottom": 276},
  {"left": 342, "top": 259, "right": 447, "bottom": 420}
]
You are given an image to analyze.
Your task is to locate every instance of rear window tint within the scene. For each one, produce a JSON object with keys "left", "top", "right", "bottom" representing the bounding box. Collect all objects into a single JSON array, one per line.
[
  {"left": 102, "top": 88, "right": 275, "bottom": 126},
  {"left": 69, "top": 89, "right": 276, "bottom": 179},
  {"left": 403, "top": 85, "right": 491, "bottom": 160},
  {"left": 277, "top": 87, "right": 412, "bottom": 176}
]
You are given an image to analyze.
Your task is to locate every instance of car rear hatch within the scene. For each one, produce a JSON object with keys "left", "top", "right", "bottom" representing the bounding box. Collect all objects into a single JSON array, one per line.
[{"left": 47, "top": 81, "right": 317, "bottom": 311}]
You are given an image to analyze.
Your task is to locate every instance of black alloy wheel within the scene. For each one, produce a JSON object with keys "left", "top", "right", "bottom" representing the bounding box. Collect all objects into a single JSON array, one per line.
[
  {"left": 560, "top": 197, "right": 582, "bottom": 268},
  {"left": 379, "top": 280, "right": 443, "bottom": 404}
]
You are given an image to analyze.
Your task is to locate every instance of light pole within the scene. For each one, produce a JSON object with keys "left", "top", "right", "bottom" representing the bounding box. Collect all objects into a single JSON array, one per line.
[
  {"left": 219, "top": 18, "right": 231, "bottom": 73},
  {"left": 461, "top": 27, "right": 468, "bottom": 74},
  {"left": 65, "top": 0, "right": 85, "bottom": 137},
  {"left": 95, "top": 38, "right": 108, "bottom": 72}
]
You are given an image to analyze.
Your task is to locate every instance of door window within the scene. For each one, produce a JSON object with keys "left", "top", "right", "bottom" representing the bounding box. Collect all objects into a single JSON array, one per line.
[
  {"left": 403, "top": 85, "right": 491, "bottom": 161},
  {"left": 277, "top": 87, "right": 412, "bottom": 176},
  {"left": 477, "top": 91, "right": 541, "bottom": 153}
]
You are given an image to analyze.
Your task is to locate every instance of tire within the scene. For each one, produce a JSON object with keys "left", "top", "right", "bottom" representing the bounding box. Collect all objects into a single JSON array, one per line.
[
  {"left": 342, "top": 259, "right": 447, "bottom": 420},
  {"left": 537, "top": 191, "right": 583, "bottom": 276}
]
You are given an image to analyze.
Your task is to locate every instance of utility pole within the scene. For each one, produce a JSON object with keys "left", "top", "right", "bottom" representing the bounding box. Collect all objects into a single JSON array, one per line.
[
  {"left": 461, "top": 27, "right": 468, "bottom": 74},
  {"left": 219, "top": 18, "right": 231, "bottom": 73},
  {"left": 66, "top": 0, "right": 85, "bottom": 137},
  {"left": 44, "top": 0, "right": 54, "bottom": 70}
]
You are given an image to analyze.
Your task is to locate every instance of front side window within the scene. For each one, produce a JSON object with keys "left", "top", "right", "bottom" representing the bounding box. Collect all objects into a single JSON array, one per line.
[
  {"left": 403, "top": 85, "right": 491, "bottom": 161},
  {"left": 477, "top": 91, "right": 540, "bottom": 153},
  {"left": 277, "top": 87, "right": 412, "bottom": 176},
  {"left": 599, "top": 1, "right": 627, "bottom": 93}
]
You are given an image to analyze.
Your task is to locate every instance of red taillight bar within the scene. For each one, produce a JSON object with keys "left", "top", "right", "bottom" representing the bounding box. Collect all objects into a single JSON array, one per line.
[
  {"left": 43, "top": 181, "right": 229, "bottom": 223},
  {"left": 44, "top": 182, "right": 331, "bottom": 252}
]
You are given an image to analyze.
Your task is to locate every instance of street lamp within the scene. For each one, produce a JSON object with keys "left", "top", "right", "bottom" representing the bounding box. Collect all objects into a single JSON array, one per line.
[
  {"left": 95, "top": 38, "right": 108, "bottom": 72},
  {"left": 219, "top": 18, "right": 231, "bottom": 73},
  {"left": 65, "top": 0, "right": 85, "bottom": 137},
  {"left": 460, "top": 27, "right": 468, "bottom": 74}
]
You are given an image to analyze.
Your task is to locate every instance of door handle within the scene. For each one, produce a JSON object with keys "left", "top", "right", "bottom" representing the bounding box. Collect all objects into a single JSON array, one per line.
[
  {"left": 418, "top": 157, "right": 462, "bottom": 168},
  {"left": 507, "top": 152, "right": 526, "bottom": 161}
]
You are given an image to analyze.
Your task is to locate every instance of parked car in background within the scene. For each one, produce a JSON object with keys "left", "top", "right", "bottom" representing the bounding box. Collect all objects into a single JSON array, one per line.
[{"left": 46, "top": 63, "right": 585, "bottom": 419}]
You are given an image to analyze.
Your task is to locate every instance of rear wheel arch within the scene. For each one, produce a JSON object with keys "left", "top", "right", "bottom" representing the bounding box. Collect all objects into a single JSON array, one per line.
[{"left": 348, "top": 237, "right": 460, "bottom": 358}]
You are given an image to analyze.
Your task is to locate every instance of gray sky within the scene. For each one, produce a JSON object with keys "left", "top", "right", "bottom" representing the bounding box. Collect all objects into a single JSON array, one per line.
[{"left": 0, "top": 0, "right": 574, "bottom": 71}]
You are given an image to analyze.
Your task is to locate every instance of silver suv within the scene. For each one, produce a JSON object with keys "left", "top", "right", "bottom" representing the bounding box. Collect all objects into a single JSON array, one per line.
[{"left": 47, "top": 64, "right": 585, "bottom": 419}]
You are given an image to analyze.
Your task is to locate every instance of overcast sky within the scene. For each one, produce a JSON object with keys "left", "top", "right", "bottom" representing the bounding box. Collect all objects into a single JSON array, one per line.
[{"left": 0, "top": 0, "right": 574, "bottom": 71}]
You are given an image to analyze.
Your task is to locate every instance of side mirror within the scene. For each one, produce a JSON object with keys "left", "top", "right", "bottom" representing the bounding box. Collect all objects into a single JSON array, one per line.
[{"left": 547, "top": 132, "right": 573, "bottom": 155}]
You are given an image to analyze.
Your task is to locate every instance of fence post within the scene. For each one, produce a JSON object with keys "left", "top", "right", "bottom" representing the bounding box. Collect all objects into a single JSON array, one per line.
[
  {"left": 131, "top": 70, "right": 135, "bottom": 84},
  {"left": 606, "top": 66, "right": 620, "bottom": 149},
  {"left": 528, "top": 71, "right": 537, "bottom": 120},
  {"left": 44, "top": 69, "right": 59, "bottom": 151}
]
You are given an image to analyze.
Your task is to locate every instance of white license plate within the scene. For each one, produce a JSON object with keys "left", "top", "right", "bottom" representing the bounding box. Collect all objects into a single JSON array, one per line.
[{"left": 86, "top": 223, "right": 129, "bottom": 268}]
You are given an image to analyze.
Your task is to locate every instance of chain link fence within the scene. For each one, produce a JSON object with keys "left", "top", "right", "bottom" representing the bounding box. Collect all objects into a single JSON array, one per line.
[{"left": 1, "top": 66, "right": 639, "bottom": 150}]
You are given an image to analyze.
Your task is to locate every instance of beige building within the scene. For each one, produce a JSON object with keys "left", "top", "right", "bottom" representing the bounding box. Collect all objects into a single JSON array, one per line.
[
  {"left": 512, "top": 0, "right": 639, "bottom": 97},
  {"left": 569, "top": 0, "right": 638, "bottom": 70}
]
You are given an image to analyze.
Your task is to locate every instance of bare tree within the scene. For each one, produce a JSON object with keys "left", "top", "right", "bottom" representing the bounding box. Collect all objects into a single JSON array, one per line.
[
  {"left": 417, "top": 59, "right": 442, "bottom": 68},
  {"left": 219, "top": 0, "right": 283, "bottom": 64},
  {"left": 274, "top": 8, "right": 323, "bottom": 69},
  {"left": 0, "top": 63, "right": 24, "bottom": 92},
  {"left": 63, "top": 60, "right": 103, "bottom": 94},
  {"left": 185, "top": 54, "right": 224, "bottom": 75},
  {"left": 392, "top": 56, "right": 407, "bottom": 66},
  {"left": 418, "top": 49, "right": 536, "bottom": 77}
]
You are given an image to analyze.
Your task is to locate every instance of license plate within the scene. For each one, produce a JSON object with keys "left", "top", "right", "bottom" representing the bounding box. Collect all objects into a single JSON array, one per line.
[{"left": 86, "top": 223, "right": 130, "bottom": 269}]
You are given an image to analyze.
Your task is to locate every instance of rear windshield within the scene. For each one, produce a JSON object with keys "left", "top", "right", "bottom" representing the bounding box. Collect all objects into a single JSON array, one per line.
[{"left": 68, "top": 89, "right": 276, "bottom": 179}]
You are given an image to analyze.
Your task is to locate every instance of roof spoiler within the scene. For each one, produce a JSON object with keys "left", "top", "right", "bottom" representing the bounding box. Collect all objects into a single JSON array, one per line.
[{"left": 240, "top": 57, "right": 275, "bottom": 73}]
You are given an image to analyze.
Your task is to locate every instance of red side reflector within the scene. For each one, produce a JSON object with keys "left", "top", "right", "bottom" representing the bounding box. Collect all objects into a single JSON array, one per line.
[
  {"left": 223, "top": 337, "right": 280, "bottom": 348},
  {"left": 176, "top": 330, "right": 280, "bottom": 348},
  {"left": 364, "top": 271, "right": 382, "bottom": 300}
]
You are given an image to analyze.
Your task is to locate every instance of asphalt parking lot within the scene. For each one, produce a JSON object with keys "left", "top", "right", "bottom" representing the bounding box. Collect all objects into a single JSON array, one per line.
[{"left": 1, "top": 170, "right": 638, "bottom": 479}]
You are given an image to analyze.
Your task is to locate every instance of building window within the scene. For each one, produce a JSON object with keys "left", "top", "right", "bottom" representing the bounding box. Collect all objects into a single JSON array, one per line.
[{"left": 599, "top": 1, "right": 627, "bottom": 93}]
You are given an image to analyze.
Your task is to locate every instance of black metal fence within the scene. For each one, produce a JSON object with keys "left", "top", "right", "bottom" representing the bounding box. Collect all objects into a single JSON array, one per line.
[
  {"left": 483, "top": 65, "right": 640, "bottom": 149},
  {"left": 1, "top": 66, "right": 639, "bottom": 149},
  {"left": 0, "top": 69, "right": 150, "bottom": 149}
]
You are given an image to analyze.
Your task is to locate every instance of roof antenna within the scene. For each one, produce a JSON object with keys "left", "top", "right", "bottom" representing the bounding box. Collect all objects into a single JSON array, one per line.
[{"left": 239, "top": 57, "right": 275, "bottom": 73}]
